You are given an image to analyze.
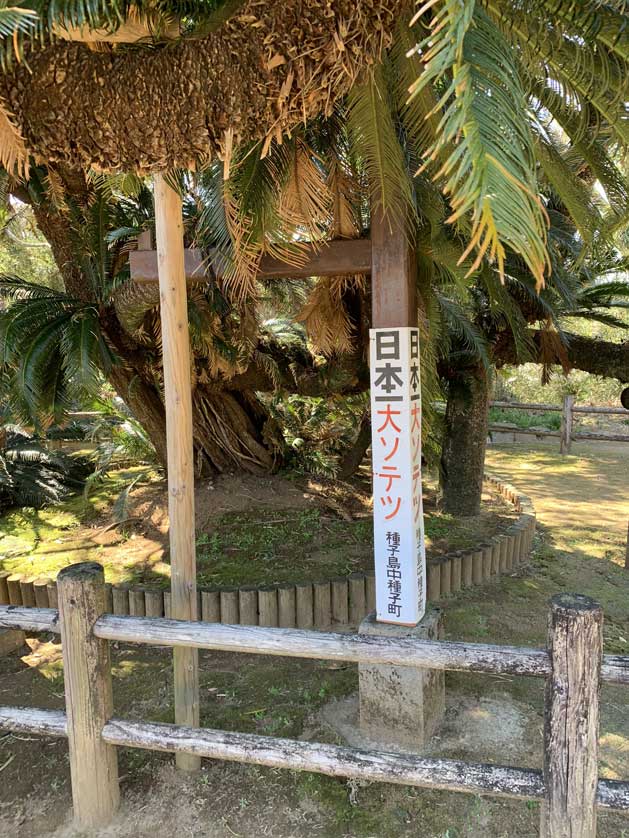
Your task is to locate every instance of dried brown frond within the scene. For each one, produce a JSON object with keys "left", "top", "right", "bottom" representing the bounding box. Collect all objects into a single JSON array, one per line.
[
  {"left": 0, "top": 0, "right": 400, "bottom": 173},
  {"left": 221, "top": 190, "right": 262, "bottom": 304},
  {"left": 44, "top": 168, "right": 69, "bottom": 213},
  {"left": 327, "top": 157, "right": 361, "bottom": 238},
  {"left": 277, "top": 139, "right": 332, "bottom": 240},
  {"left": 297, "top": 274, "right": 365, "bottom": 356},
  {"left": 0, "top": 98, "right": 28, "bottom": 180}
]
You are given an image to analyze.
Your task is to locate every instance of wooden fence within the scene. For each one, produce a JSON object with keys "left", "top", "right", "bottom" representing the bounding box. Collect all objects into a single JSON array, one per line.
[
  {"left": 1, "top": 562, "right": 629, "bottom": 836},
  {"left": 489, "top": 396, "right": 629, "bottom": 454}
]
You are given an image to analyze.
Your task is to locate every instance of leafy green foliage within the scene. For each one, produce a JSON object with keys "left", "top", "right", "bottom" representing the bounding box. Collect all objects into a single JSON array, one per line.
[
  {"left": 0, "top": 277, "right": 114, "bottom": 427},
  {"left": 410, "top": 5, "right": 548, "bottom": 285},
  {"left": 0, "top": 427, "right": 92, "bottom": 512},
  {"left": 267, "top": 394, "right": 368, "bottom": 478}
]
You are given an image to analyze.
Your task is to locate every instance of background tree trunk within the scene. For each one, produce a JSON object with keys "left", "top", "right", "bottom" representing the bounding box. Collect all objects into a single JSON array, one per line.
[{"left": 440, "top": 362, "right": 490, "bottom": 516}]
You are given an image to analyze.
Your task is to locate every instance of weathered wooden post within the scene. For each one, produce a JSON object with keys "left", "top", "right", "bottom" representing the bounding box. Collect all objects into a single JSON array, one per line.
[
  {"left": 560, "top": 394, "right": 574, "bottom": 455},
  {"left": 57, "top": 562, "right": 119, "bottom": 828},
  {"left": 359, "top": 205, "right": 443, "bottom": 748},
  {"left": 541, "top": 594, "right": 602, "bottom": 838},
  {"left": 154, "top": 173, "right": 200, "bottom": 771}
]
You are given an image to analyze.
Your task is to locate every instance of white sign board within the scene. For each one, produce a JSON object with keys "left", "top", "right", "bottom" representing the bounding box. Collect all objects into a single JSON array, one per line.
[{"left": 369, "top": 327, "right": 426, "bottom": 625}]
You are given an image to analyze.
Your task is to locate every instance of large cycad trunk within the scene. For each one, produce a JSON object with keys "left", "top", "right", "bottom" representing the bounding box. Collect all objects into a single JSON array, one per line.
[
  {"left": 108, "top": 363, "right": 279, "bottom": 474},
  {"left": 440, "top": 361, "right": 490, "bottom": 517},
  {"left": 31, "top": 195, "right": 281, "bottom": 475}
]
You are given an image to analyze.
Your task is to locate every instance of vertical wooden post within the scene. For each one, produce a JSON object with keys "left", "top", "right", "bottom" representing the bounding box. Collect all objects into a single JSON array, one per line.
[
  {"left": 371, "top": 206, "right": 416, "bottom": 329},
  {"left": 57, "top": 562, "right": 119, "bottom": 828},
  {"left": 624, "top": 520, "right": 629, "bottom": 570},
  {"left": 154, "top": 173, "right": 200, "bottom": 771},
  {"left": 560, "top": 394, "right": 574, "bottom": 455},
  {"left": 370, "top": 204, "right": 426, "bottom": 626},
  {"left": 541, "top": 594, "right": 602, "bottom": 838}
]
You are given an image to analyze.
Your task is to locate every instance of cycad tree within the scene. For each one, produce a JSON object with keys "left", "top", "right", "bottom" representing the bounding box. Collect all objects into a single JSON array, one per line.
[{"left": 0, "top": 0, "right": 627, "bottom": 501}]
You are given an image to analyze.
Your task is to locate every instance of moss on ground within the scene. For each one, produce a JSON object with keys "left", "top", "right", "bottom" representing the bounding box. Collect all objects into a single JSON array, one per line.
[{"left": 0, "top": 471, "right": 513, "bottom": 588}]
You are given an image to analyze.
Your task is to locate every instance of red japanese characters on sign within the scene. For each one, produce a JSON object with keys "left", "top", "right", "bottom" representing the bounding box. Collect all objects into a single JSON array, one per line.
[{"left": 370, "top": 327, "right": 426, "bottom": 625}]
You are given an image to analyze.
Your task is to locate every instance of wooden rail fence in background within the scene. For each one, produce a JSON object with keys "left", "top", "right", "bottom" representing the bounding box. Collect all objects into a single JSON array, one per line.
[
  {"left": 1, "top": 563, "right": 628, "bottom": 836},
  {"left": 488, "top": 396, "right": 629, "bottom": 454}
]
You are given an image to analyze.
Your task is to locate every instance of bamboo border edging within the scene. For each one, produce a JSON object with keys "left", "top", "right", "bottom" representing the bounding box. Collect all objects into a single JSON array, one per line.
[{"left": 0, "top": 474, "right": 535, "bottom": 631}]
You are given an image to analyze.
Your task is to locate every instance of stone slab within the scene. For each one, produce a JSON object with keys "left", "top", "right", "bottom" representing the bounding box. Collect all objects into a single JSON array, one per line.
[{"left": 358, "top": 608, "right": 445, "bottom": 748}]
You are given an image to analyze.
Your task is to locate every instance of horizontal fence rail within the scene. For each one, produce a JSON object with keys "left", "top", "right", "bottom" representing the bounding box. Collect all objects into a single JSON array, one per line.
[
  {"left": 1, "top": 564, "right": 629, "bottom": 837},
  {"left": 488, "top": 396, "right": 629, "bottom": 454},
  {"left": 1, "top": 605, "right": 628, "bottom": 685},
  {"left": 2, "top": 706, "right": 629, "bottom": 813}
]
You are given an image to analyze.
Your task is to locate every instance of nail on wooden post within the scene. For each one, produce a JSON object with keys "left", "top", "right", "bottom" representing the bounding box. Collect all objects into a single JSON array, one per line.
[
  {"left": 295, "top": 582, "right": 314, "bottom": 629},
  {"left": 540, "top": 594, "right": 602, "bottom": 838},
  {"left": 155, "top": 172, "right": 199, "bottom": 771},
  {"left": 57, "top": 562, "right": 119, "bottom": 828},
  {"left": 348, "top": 573, "right": 366, "bottom": 625}
]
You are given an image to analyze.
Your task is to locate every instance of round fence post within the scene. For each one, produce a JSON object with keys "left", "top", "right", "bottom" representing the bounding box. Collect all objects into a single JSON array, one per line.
[
  {"left": 541, "top": 594, "right": 602, "bottom": 838},
  {"left": 57, "top": 562, "right": 120, "bottom": 828}
]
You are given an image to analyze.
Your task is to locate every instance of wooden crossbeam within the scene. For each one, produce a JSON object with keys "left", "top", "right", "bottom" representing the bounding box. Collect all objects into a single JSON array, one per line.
[{"left": 129, "top": 238, "right": 372, "bottom": 284}]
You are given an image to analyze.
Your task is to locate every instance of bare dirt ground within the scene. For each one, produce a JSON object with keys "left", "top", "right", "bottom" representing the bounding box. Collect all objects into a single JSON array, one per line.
[{"left": 1, "top": 442, "right": 628, "bottom": 838}]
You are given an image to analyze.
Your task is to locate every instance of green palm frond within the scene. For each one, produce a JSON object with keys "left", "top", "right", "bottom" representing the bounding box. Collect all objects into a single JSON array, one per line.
[
  {"left": 0, "top": 277, "right": 113, "bottom": 425},
  {"left": 534, "top": 133, "right": 603, "bottom": 245},
  {"left": 484, "top": 3, "right": 629, "bottom": 146},
  {"left": 409, "top": 5, "right": 549, "bottom": 287},
  {"left": 0, "top": 4, "right": 37, "bottom": 38},
  {"left": 435, "top": 292, "right": 491, "bottom": 371},
  {"left": 346, "top": 64, "right": 415, "bottom": 227}
]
